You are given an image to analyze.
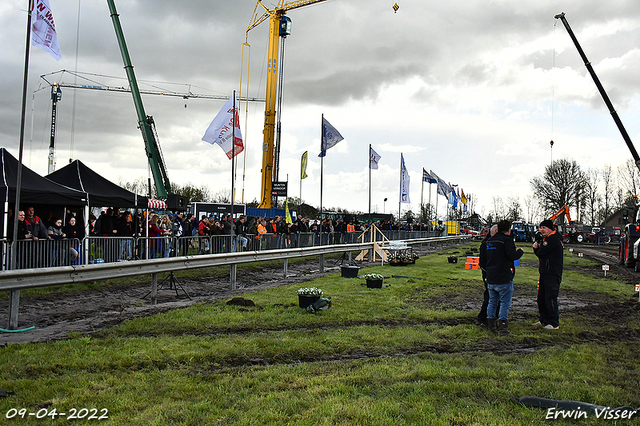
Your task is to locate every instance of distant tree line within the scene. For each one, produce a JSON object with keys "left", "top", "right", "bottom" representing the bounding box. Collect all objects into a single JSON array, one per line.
[{"left": 485, "top": 158, "right": 640, "bottom": 226}]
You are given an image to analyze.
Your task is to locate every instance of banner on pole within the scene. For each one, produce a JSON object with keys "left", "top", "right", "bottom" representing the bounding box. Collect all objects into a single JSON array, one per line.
[
  {"left": 400, "top": 153, "right": 410, "bottom": 203},
  {"left": 202, "top": 97, "right": 244, "bottom": 159},
  {"left": 319, "top": 117, "right": 344, "bottom": 157},
  {"left": 370, "top": 147, "right": 381, "bottom": 169},
  {"left": 431, "top": 170, "right": 452, "bottom": 196},
  {"left": 301, "top": 151, "right": 308, "bottom": 179},
  {"left": 422, "top": 168, "right": 437, "bottom": 183},
  {"left": 31, "top": 0, "right": 62, "bottom": 61}
]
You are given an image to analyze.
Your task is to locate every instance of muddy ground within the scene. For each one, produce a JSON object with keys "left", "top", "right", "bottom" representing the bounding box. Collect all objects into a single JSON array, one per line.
[{"left": 1, "top": 242, "right": 638, "bottom": 346}]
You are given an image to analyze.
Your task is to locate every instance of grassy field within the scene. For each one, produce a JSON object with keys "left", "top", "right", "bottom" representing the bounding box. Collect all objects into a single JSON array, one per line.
[{"left": 0, "top": 243, "right": 638, "bottom": 425}]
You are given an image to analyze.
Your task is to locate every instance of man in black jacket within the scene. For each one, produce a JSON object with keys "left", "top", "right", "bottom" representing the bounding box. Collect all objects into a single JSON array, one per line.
[
  {"left": 477, "top": 224, "right": 498, "bottom": 326},
  {"left": 485, "top": 220, "right": 524, "bottom": 336},
  {"left": 532, "top": 219, "right": 564, "bottom": 330}
]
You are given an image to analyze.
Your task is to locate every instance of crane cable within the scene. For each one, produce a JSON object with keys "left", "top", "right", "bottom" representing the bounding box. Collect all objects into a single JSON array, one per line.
[
  {"left": 70, "top": 0, "right": 82, "bottom": 162},
  {"left": 550, "top": 18, "right": 558, "bottom": 165}
]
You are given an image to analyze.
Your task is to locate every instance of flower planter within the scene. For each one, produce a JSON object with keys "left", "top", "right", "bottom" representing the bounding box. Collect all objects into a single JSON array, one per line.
[
  {"left": 298, "top": 294, "right": 321, "bottom": 308},
  {"left": 341, "top": 265, "right": 360, "bottom": 278},
  {"left": 366, "top": 279, "right": 383, "bottom": 288},
  {"left": 447, "top": 256, "right": 458, "bottom": 264}
]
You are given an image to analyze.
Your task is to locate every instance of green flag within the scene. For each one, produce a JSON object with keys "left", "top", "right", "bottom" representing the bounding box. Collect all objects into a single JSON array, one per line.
[{"left": 301, "top": 151, "right": 308, "bottom": 180}]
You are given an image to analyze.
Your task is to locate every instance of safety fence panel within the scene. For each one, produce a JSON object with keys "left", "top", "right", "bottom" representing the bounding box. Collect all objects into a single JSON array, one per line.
[
  {"left": 1, "top": 239, "right": 82, "bottom": 270},
  {"left": 1, "top": 229, "right": 457, "bottom": 270}
]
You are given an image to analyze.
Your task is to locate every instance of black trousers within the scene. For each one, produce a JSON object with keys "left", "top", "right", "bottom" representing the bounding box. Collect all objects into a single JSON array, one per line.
[
  {"left": 477, "top": 278, "right": 500, "bottom": 324},
  {"left": 538, "top": 274, "right": 561, "bottom": 327}
]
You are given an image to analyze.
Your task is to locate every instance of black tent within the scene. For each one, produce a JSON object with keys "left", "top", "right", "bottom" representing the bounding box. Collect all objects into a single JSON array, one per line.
[
  {"left": 47, "top": 160, "right": 148, "bottom": 208},
  {"left": 0, "top": 148, "right": 87, "bottom": 207}
]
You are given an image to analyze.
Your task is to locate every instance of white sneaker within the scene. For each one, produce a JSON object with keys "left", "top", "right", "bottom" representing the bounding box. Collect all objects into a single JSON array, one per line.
[
  {"left": 531, "top": 321, "right": 543, "bottom": 326},
  {"left": 543, "top": 324, "right": 559, "bottom": 330}
]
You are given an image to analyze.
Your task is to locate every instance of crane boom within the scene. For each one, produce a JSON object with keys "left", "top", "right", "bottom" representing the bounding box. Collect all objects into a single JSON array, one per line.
[
  {"left": 40, "top": 71, "right": 264, "bottom": 102},
  {"left": 107, "top": 0, "right": 172, "bottom": 199},
  {"left": 549, "top": 204, "right": 572, "bottom": 223},
  {"left": 246, "top": 0, "right": 327, "bottom": 208},
  {"left": 554, "top": 12, "right": 640, "bottom": 173}
]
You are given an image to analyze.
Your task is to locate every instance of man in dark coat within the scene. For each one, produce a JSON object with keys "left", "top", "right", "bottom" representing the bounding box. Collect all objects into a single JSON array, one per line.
[
  {"left": 24, "top": 207, "right": 49, "bottom": 241},
  {"left": 532, "top": 219, "right": 564, "bottom": 330},
  {"left": 485, "top": 220, "right": 524, "bottom": 336},
  {"left": 477, "top": 224, "right": 498, "bottom": 326}
]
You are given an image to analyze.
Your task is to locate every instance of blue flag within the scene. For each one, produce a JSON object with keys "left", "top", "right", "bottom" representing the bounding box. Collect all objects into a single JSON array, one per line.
[
  {"left": 448, "top": 190, "right": 458, "bottom": 208},
  {"left": 319, "top": 117, "right": 344, "bottom": 157},
  {"left": 422, "top": 168, "right": 437, "bottom": 183}
]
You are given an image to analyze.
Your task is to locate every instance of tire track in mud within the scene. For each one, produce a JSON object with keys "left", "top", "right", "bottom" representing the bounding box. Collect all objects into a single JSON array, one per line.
[
  {"left": 2, "top": 240, "right": 638, "bottom": 368},
  {"left": 0, "top": 241, "right": 463, "bottom": 345}
]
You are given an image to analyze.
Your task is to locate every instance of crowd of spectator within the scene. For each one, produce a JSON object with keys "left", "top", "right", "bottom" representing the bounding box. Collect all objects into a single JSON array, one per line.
[{"left": 4, "top": 207, "right": 446, "bottom": 268}]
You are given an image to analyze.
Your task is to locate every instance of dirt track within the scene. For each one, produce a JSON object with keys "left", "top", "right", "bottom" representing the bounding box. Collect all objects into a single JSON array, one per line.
[{"left": 1, "top": 242, "right": 638, "bottom": 347}]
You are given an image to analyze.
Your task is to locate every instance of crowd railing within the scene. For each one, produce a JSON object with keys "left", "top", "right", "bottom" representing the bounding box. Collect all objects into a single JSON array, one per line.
[{"left": 0, "top": 228, "right": 447, "bottom": 270}]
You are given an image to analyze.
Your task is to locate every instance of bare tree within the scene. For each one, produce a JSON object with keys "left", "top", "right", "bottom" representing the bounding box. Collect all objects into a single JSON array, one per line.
[
  {"left": 583, "top": 168, "right": 600, "bottom": 226},
  {"left": 617, "top": 159, "right": 640, "bottom": 199},
  {"left": 523, "top": 194, "right": 541, "bottom": 224},
  {"left": 172, "top": 183, "right": 212, "bottom": 203},
  {"left": 600, "top": 164, "right": 614, "bottom": 221},
  {"left": 119, "top": 176, "right": 153, "bottom": 197},
  {"left": 491, "top": 196, "right": 505, "bottom": 220},
  {"left": 211, "top": 189, "right": 231, "bottom": 203},
  {"left": 530, "top": 158, "right": 586, "bottom": 217},
  {"left": 506, "top": 196, "right": 522, "bottom": 222}
]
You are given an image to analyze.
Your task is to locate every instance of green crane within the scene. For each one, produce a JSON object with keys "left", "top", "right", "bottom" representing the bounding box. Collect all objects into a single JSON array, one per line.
[{"left": 107, "top": 0, "right": 172, "bottom": 199}]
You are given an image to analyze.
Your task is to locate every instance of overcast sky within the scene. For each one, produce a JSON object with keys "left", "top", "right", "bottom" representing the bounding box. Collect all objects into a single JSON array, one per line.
[{"left": 3, "top": 0, "right": 640, "bottom": 220}]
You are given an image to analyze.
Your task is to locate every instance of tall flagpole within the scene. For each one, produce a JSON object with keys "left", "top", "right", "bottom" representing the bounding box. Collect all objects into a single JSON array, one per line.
[
  {"left": 435, "top": 185, "right": 439, "bottom": 222},
  {"left": 428, "top": 181, "right": 432, "bottom": 223},
  {"left": 231, "top": 91, "right": 236, "bottom": 217},
  {"left": 420, "top": 173, "right": 424, "bottom": 221},
  {"left": 398, "top": 155, "right": 401, "bottom": 221},
  {"left": 320, "top": 114, "right": 324, "bottom": 224},
  {"left": 368, "top": 144, "right": 371, "bottom": 219},
  {"left": 9, "top": 1, "right": 34, "bottom": 329}
]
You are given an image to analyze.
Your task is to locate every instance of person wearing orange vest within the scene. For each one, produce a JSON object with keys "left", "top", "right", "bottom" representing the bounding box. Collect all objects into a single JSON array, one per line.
[{"left": 347, "top": 222, "right": 355, "bottom": 233}]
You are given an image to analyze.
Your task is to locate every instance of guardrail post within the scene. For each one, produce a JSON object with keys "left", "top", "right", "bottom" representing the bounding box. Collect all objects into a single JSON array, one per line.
[
  {"left": 283, "top": 258, "right": 288, "bottom": 278},
  {"left": 151, "top": 273, "right": 158, "bottom": 305},
  {"left": 319, "top": 254, "right": 324, "bottom": 272},
  {"left": 8, "top": 289, "right": 20, "bottom": 329},
  {"left": 230, "top": 264, "right": 237, "bottom": 290}
]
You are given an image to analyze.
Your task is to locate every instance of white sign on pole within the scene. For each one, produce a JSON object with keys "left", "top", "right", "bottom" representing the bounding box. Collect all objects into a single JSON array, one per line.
[{"left": 602, "top": 264, "right": 609, "bottom": 277}]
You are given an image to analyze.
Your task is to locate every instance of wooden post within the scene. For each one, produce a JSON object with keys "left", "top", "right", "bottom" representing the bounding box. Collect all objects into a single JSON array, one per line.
[{"left": 151, "top": 273, "right": 158, "bottom": 305}]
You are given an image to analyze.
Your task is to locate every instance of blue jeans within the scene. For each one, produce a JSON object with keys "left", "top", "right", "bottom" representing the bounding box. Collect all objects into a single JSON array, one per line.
[{"left": 487, "top": 281, "right": 513, "bottom": 321}]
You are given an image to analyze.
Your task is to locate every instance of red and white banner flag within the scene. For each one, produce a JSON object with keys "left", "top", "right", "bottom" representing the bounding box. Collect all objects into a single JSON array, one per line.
[
  {"left": 369, "top": 147, "right": 381, "bottom": 170},
  {"left": 31, "top": 0, "right": 61, "bottom": 61},
  {"left": 202, "top": 97, "right": 244, "bottom": 159}
]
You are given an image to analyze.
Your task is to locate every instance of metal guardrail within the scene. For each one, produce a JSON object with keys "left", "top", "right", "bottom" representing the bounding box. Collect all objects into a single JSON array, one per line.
[
  {"left": 1, "top": 234, "right": 469, "bottom": 329},
  {"left": 0, "top": 235, "right": 468, "bottom": 292},
  {"left": 0, "top": 242, "right": 374, "bottom": 292}
]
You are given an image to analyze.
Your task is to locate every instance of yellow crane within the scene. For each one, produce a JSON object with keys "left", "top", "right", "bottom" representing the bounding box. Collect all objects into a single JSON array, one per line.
[{"left": 246, "top": 0, "right": 327, "bottom": 209}]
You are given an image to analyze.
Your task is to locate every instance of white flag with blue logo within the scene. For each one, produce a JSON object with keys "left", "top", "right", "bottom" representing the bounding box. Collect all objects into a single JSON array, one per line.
[
  {"left": 370, "top": 147, "right": 381, "bottom": 169},
  {"left": 319, "top": 117, "right": 344, "bottom": 157}
]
